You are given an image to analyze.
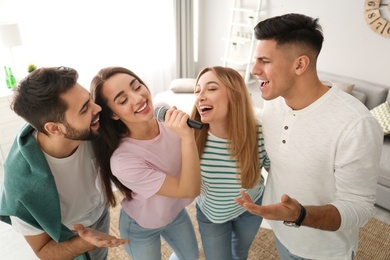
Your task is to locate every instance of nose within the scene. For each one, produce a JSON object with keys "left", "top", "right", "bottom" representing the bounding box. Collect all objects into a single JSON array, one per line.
[
  {"left": 92, "top": 101, "right": 102, "bottom": 113},
  {"left": 196, "top": 90, "right": 206, "bottom": 102},
  {"left": 251, "top": 62, "right": 259, "bottom": 76},
  {"left": 128, "top": 91, "right": 143, "bottom": 104}
]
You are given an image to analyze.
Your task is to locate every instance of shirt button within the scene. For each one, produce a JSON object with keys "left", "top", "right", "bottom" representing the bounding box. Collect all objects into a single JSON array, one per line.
[
  {"left": 284, "top": 126, "right": 288, "bottom": 130},
  {"left": 282, "top": 140, "right": 286, "bottom": 144}
]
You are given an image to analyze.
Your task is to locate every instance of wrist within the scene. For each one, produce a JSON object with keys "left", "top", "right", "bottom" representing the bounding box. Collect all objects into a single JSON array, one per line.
[{"left": 283, "top": 204, "right": 306, "bottom": 228}]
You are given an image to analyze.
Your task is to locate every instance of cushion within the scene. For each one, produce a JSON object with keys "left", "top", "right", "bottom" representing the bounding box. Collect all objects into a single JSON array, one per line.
[
  {"left": 332, "top": 82, "right": 355, "bottom": 94},
  {"left": 351, "top": 90, "right": 367, "bottom": 104},
  {"left": 321, "top": 80, "right": 354, "bottom": 94},
  {"left": 169, "top": 78, "right": 196, "bottom": 93},
  {"left": 370, "top": 101, "right": 390, "bottom": 135}
]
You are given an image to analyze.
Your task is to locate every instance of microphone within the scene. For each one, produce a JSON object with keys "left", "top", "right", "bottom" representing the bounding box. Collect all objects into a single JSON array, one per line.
[{"left": 154, "top": 105, "right": 203, "bottom": 130}]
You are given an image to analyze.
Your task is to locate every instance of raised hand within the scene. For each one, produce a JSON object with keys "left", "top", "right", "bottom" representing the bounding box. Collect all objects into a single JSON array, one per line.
[
  {"left": 72, "top": 224, "right": 130, "bottom": 248},
  {"left": 234, "top": 190, "right": 301, "bottom": 222}
]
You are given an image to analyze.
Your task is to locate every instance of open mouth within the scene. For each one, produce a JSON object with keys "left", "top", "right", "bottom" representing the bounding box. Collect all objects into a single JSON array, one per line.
[
  {"left": 199, "top": 105, "right": 213, "bottom": 113},
  {"left": 260, "top": 80, "right": 270, "bottom": 87},
  {"left": 136, "top": 102, "right": 148, "bottom": 113},
  {"left": 91, "top": 116, "right": 99, "bottom": 126}
]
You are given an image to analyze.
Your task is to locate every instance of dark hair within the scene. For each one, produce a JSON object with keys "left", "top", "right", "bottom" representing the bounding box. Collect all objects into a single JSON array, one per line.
[
  {"left": 254, "top": 13, "right": 324, "bottom": 58},
  {"left": 11, "top": 66, "right": 78, "bottom": 134},
  {"left": 90, "top": 66, "right": 148, "bottom": 207}
]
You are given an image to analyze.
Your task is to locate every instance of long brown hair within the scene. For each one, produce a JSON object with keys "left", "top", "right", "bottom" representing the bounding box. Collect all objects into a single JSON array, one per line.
[
  {"left": 190, "top": 66, "right": 260, "bottom": 189},
  {"left": 90, "top": 66, "right": 148, "bottom": 207}
]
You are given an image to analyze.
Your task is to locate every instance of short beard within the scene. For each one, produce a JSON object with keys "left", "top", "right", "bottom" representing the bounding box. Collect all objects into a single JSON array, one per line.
[{"left": 62, "top": 120, "right": 98, "bottom": 141}]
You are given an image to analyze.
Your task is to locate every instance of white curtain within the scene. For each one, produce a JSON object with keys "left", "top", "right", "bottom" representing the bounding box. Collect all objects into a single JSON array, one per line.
[
  {"left": 173, "top": 0, "right": 195, "bottom": 78},
  {"left": 0, "top": 0, "right": 176, "bottom": 97}
]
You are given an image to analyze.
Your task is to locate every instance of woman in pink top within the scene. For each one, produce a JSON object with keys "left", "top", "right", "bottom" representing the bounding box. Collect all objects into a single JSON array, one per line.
[{"left": 90, "top": 67, "right": 200, "bottom": 260}]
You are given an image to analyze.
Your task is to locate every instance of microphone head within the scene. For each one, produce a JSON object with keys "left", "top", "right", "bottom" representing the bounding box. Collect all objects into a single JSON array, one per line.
[
  {"left": 153, "top": 102, "right": 171, "bottom": 122},
  {"left": 154, "top": 106, "right": 169, "bottom": 122}
]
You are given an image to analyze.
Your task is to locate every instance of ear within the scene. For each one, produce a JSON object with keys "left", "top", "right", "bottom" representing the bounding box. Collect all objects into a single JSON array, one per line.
[
  {"left": 294, "top": 55, "right": 310, "bottom": 75},
  {"left": 111, "top": 113, "right": 120, "bottom": 120},
  {"left": 44, "top": 122, "right": 64, "bottom": 136}
]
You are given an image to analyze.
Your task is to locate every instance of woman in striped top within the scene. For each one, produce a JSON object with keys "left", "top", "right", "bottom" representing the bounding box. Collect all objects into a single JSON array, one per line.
[{"left": 190, "top": 66, "right": 270, "bottom": 260}]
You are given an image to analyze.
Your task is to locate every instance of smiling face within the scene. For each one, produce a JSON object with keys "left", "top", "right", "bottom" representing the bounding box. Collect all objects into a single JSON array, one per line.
[
  {"left": 251, "top": 39, "right": 297, "bottom": 101},
  {"left": 60, "top": 83, "right": 101, "bottom": 140},
  {"left": 101, "top": 73, "right": 153, "bottom": 125},
  {"left": 194, "top": 71, "right": 229, "bottom": 126}
]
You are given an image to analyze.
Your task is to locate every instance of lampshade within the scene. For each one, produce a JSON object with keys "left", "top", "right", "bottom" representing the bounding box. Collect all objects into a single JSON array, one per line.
[{"left": 0, "top": 23, "right": 22, "bottom": 48}]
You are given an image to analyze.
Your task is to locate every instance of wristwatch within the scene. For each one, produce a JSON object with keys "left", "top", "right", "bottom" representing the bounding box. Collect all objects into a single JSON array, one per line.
[{"left": 283, "top": 204, "right": 306, "bottom": 228}]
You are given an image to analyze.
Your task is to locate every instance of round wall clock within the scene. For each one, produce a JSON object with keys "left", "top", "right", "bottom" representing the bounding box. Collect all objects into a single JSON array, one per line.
[{"left": 364, "top": 0, "right": 390, "bottom": 38}]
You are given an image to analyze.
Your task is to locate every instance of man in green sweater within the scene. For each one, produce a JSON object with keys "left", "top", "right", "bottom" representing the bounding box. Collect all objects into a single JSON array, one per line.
[{"left": 0, "top": 67, "right": 129, "bottom": 260}]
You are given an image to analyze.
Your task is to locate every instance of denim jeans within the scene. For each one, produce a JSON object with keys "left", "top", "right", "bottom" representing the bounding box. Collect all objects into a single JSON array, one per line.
[
  {"left": 119, "top": 207, "right": 198, "bottom": 260},
  {"left": 87, "top": 206, "right": 110, "bottom": 260},
  {"left": 274, "top": 236, "right": 307, "bottom": 260},
  {"left": 275, "top": 236, "right": 355, "bottom": 260},
  {"left": 196, "top": 196, "right": 263, "bottom": 260}
]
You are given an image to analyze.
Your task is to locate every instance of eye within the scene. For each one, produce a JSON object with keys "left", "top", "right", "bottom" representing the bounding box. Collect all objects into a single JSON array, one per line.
[
  {"left": 261, "top": 58, "right": 270, "bottom": 64},
  {"left": 80, "top": 100, "right": 91, "bottom": 114},
  {"left": 207, "top": 85, "right": 218, "bottom": 91},
  {"left": 135, "top": 84, "right": 142, "bottom": 91}
]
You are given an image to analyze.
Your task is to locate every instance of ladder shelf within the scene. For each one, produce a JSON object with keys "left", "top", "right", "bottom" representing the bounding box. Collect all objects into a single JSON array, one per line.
[{"left": 222, "top": 0, "right": 265, "bottom": 85}]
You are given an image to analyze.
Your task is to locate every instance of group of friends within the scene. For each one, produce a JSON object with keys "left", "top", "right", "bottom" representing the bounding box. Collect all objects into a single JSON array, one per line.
[{"left": 0, "top": 13, "right": 383, "bottom": 260}]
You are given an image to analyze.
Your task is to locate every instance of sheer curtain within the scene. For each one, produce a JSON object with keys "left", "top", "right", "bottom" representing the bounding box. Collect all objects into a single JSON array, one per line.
[
  {"left": 173, "top": 0, "right": 196, "bottom": 78},
  {"left": 0, "top": 0, "right": 176, "bottom": 97}
]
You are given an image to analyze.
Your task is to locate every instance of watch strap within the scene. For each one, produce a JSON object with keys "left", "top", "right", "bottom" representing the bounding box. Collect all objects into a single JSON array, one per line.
[{"left": 283, "top": 204, "right": 306, "bottom": 227}]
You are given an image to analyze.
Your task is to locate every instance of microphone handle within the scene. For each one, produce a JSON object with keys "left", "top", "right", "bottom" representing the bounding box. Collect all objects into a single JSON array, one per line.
[{"left": 187, "top": 119, "right": 203, "bottom": 130}]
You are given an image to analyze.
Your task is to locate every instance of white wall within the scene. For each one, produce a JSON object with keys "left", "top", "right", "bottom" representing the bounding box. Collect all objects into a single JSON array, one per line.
[
  {"left": 196, "top": 0, "right": 232, "bottom": 71},
  {"left": 0, "top": 0, "right": 175, "bottom": 97},
  {"left": 2, "top": 0, "right": 389, "bottom": 100},
  {"left": 196, "top": 0, "right": 390, "bottom": 107}
]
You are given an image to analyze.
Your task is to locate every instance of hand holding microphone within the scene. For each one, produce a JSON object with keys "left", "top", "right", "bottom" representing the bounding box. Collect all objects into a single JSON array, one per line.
[{"left": 154, "top": 104, "right": 203, "bottom": 130}]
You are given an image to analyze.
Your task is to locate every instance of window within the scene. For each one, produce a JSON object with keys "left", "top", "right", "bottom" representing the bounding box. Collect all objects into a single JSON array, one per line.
[{"left": 0, "top": 0, "right": 175, "bottom": 96}]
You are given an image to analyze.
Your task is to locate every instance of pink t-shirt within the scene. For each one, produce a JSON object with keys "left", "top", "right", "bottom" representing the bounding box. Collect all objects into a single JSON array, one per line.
[{"left": 110, "top": 122, "right": 193, "bottom": 228}]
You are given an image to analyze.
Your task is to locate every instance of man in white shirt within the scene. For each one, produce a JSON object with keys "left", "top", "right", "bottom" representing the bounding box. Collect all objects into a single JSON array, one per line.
[{"left": 235, "top": 13, "right": 383, "bottom": 259}]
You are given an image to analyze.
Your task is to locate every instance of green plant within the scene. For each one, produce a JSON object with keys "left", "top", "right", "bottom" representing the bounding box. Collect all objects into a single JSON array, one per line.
[{"left": 27, "top": 64, "right": 37, "bottom": 73}]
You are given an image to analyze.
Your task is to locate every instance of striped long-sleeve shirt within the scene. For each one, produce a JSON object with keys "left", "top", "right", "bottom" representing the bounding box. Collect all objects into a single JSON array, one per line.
[{"left": 196, "top": 125, "right": 270, "bottom": 223}]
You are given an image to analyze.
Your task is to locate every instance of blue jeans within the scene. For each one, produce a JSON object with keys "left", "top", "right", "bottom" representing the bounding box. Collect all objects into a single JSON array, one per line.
[
  {"left": 196, "top": 196, "right": 263, "bottom": 260},
  {"left": 119, "top": 208, "right": 198, "bottom": 260},
  {"left": 274, "top": 236, "right": 307, "bottom": 260},
  {"left": 87, "top": 206, "right": 110, "bottom": 260},
  {"left": 275, "top": 236, "right": 355, "bottom": 260}
]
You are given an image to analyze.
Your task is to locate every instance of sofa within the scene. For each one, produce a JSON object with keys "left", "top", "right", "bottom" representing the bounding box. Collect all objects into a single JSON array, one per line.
[
  {"left": 318, "top": 72, "right": 390, "bottom": 211},
  {"left": 154, "top": 73, "right": 390, "bottom": 211}
]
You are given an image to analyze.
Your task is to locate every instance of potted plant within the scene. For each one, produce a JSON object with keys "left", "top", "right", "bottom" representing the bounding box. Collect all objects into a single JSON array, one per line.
[
  {"left": 27, "top": 64, "right": 37, "bottom": 73},
  {"left": 232, "top": 42, "right": 237, "bottom": 50},
  {"left": 248, "top": 16, "right": 254, "bottom": 26}
]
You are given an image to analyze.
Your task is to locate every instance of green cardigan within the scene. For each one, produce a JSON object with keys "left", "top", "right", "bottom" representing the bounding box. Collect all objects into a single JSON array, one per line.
[{"left": 0, "top": 123, "right": 90, "bottom": 260}]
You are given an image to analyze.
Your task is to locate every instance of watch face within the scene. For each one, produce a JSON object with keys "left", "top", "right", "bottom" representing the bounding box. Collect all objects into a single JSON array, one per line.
[
  {"left": 283, "top": 221, "right": 300, "bottom": 228},
  {"left": 364, "top": 0, "right": 390, "bottom": 37}
]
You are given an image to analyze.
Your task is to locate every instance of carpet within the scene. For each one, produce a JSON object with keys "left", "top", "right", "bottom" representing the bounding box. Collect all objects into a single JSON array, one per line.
[{"left": 108, "top": 193, "right": 390, "bottom": 259}]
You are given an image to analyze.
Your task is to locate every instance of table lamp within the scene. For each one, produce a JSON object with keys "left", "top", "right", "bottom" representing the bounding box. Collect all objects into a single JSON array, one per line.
[{"left": 0, "top": 22, "right": 23, "bottom": 81}]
